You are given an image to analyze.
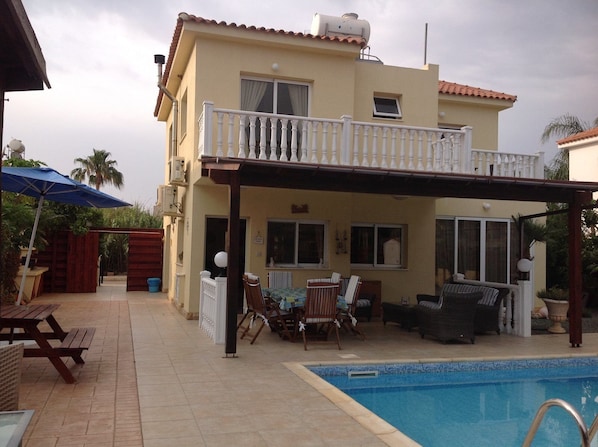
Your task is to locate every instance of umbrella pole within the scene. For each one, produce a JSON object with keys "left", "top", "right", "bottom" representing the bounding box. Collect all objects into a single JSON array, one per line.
[{"left": 16, "top": 196, "right": 44, "bottom": 306}]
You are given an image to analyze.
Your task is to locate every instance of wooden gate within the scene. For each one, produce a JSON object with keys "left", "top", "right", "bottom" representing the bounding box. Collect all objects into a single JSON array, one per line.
[
  {"left": 37, "top": 231, "right": 99, "bottom": 293},
  {"left": 38, "top": 229, "right": 163, "bottom": 294},
  {"left": 127, "top": 231, "right": 163, "bottom": 291}
]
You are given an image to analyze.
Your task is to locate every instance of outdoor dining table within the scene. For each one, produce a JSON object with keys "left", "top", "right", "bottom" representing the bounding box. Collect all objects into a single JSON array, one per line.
[
  {"left": 0, "top": 304, "right": 95, "bottom": 384},
  {"left": 263, "top": 287, "right": 347, "bottom": 311}
]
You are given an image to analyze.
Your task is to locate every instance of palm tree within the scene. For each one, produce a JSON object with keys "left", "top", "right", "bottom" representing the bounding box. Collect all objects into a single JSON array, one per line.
[
  {"left": 71, "top": 149, "right": 124, "bottom": 190},
  {"left": 542, "top": 114, "right": 598, "bottom": 181},
  {"left": 541, "top": 113, "right": 598, "bottom": 144}
]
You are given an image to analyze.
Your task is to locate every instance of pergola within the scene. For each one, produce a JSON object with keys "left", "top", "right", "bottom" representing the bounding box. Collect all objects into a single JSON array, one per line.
[{"left": 202, "top": 156, "right": 598, "bottom": 354}]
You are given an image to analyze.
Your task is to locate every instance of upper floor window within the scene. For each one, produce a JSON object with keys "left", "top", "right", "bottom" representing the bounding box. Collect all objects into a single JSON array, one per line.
[
  {"left": 241, "top": 78, "right": 309, "bottom": 116},
  {"left": 351, "top": 224, "right": 407, "bottom": 268},
  {"left": 180, "top": 90, "right": 188, "bottom": 139},
  {"left": 266, "top": 220, "right": 326, "bottom": 267},
  {"left": 373, "top": 96, "right": 402, "bottom": 119}
]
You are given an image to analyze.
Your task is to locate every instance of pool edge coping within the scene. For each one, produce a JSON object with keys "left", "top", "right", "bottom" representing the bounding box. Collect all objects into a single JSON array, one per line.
[{"left": 284, "top": 353, "right": 598, "bottom": 447}]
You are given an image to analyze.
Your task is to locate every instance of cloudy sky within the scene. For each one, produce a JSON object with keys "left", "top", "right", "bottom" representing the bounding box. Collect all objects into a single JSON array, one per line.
[{"left": 5, "top": 0, "right": 597, "bottom": 206}]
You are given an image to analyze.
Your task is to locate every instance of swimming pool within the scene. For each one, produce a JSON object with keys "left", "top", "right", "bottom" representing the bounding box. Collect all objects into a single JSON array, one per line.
[{"left": 309, "top": 357, "right": 598, "bottom": 447}]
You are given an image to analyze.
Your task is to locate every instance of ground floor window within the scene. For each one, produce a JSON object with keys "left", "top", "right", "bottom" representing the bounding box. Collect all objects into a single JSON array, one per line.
[
  {"left": 351, "top": 224, "right": 407, "bottom": 268},
  {"left": 266, "top": 220, "right": 326, "bottom": 267},
  {"left": 436, "top": 217, "right": 512, "bottom": 292}
]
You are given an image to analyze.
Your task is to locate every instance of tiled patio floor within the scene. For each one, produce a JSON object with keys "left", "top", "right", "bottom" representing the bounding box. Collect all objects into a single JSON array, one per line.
[{"left": 15, "top": 279, "right": 598, "bottom": 446}]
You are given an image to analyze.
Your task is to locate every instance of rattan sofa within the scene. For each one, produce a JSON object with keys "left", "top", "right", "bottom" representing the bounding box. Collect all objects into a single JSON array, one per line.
[{"left": 417, "top": 283, "right": 509, "bottom": 335}]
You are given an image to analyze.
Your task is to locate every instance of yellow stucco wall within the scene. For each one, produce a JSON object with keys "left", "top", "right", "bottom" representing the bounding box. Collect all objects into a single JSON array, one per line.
[
  {"left": 438, "top": 96, "right": 512, "bottom": 150},
  {"left": 155, "top": 19, "right": 542, "bottom": 316}
]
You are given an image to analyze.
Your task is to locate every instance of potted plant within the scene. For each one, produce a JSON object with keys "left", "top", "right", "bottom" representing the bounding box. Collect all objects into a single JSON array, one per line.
[{"left": 537, "top": 287, "right": 569, "bottom": 333}]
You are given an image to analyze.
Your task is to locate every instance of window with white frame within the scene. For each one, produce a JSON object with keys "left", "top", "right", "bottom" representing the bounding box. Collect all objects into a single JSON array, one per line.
[
  {"left": 373, "top": 96, "right": 402, "bottom": 119},
  {"left": 266, "top": 220, "right": 326, "bottom": 267},
  {"left": 180, "top": 90, "right": 188, "bottom": 139},
  {"left": 241, "top": 78, "right": 310, "bottom": 159},
  {"left": 241, "top": 78, "right": 309, "bottom": 116},
  {"left": 350, "top": 224, "right": 407, "bottom": 267},
  {"left": 436, "top": 217, "right": 512, "bottom": 291}
]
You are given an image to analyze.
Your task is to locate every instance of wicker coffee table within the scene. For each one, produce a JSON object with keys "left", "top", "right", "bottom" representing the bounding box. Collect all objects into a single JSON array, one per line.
[{"left": 382, "top": 302, "right": 418, "bottom": 331}]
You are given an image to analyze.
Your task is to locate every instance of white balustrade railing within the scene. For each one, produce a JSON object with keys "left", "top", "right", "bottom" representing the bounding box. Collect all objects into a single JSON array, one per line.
[
  {"left": 199, "top": 271, "right": 226, "bottom": 344},
  {"left": 198, "top": 101, "right": 544, "bottom": 179}
]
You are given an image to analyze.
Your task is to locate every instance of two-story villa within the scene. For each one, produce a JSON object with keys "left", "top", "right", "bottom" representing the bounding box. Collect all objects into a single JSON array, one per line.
[{"left": 154, "top": 12, "right": 597, "bottom": 348}]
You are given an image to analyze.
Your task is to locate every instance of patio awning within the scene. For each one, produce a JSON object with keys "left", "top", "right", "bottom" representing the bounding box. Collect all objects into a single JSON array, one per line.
[
  {"left": 201, "top": 157, "right": 598, "bottom": 204},
  {"left": 0, "top": 0, "right": 50, "bottom": 91},
  {"left": 201, "top": 156, "right": 598, "bottom": 353}
]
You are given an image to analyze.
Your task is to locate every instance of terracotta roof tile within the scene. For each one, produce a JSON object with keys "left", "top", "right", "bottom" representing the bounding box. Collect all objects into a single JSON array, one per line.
[
  {"left": 180, "top": 14, "right": 367, "bottom": 47},
  {"left": 154, "top": 15, "right": 518, "bottom": 116},
  {"left": 438, "top": 80, "right": 517, "bottom": 102},
  {"left": 557, "top": 127, "right": 598, "bottom": 145}
]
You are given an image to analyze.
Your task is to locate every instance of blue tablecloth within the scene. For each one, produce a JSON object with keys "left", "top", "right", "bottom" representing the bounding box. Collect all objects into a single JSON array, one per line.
[{"left": 263, "top": 287, "right": 347, "bottom": 311}]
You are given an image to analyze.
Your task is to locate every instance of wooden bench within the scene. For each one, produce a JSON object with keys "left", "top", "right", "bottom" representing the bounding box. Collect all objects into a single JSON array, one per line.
[
  {"left": 21, "top": 327, "right": 96, "bottom": 383},
  {"left": 57, "top": 327, "right": 95, "bottom": 363}
]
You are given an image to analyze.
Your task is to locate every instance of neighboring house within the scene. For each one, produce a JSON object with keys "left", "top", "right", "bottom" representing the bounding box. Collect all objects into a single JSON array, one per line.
[
  {"left": 558, "top": 127, "right": 598, "bottom": 199},
  {"left": 154, "top": 11, "right": 595, "bottom": 336}
]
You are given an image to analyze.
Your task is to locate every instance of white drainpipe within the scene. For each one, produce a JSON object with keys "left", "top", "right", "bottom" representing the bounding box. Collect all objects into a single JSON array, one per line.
[{"left": 154, "top": 54, "right": 178, "bottom": 159}]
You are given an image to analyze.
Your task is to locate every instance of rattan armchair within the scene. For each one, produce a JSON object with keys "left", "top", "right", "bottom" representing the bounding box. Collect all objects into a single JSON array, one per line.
[
  {"left": 416, "top": 291, "right": 482, "bottom": 344},
  {"left": 0, "top": 342, "right": 24, "bottom": 411}
]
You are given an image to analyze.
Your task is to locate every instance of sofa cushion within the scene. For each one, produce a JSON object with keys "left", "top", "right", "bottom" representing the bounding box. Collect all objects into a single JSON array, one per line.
[
  {"left": 418, "top": 300, "right": 441, "bottom": 310},
  {"left": 441, "top": 283, "right": 499, "bottom": 306}
]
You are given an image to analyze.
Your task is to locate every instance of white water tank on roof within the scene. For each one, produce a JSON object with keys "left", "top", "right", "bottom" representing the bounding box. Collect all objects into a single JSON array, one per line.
[{"left": 311, "top": 13, "right": 370, "bottom": 44}]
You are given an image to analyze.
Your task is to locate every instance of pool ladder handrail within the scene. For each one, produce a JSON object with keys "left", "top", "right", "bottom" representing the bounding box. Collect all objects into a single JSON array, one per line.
[{"left": 522, "top": 398, "right": 592, "bottom": 447}]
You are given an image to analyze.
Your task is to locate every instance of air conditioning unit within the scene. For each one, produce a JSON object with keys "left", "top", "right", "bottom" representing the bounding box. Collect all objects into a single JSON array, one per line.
[
  {"left": 155, "top": 185, "right": 182, "bottom": 217},
  {"left": 169, "top": 156, "right": 186, "bottom": 185}
]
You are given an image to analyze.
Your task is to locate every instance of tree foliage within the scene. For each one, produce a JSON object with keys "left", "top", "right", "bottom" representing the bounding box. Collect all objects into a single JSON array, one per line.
[
  {"left": 99, "top": 203, "right": 162, "bottom": 274},
  {"left": 540, "top": 113, "right": 598, "bottom": 144},
  {"left": 71, "top": 148, "right": 124, "bottom": 190},
  {"left": 1, "top": 158, "right": 103, "bottom": 302},
  {"left": 542, "top": 114, "right": 598, "bottom": 298}
]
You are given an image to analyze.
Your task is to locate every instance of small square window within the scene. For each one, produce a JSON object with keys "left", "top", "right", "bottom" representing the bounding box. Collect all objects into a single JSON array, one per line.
[{"left": 373, "top": 97, "right": 402, "bottom": 119}]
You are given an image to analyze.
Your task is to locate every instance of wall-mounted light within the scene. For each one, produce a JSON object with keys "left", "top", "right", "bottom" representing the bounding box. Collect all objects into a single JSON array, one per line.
[
  {"left": 438, "top": 111, "right": 446, "bottom": 118},
  {"left": 254, "top": 231, "right": 264, "bottom": 244},
  {"left": 271, "top": 63, "right": 279, "bottom": 72},
  {"left": 482, "top": 202, "right": 491, "bottom": 211}
]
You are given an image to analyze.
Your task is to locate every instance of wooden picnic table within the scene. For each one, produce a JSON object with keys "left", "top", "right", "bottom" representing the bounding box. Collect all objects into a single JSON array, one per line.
[{"left": 0, "top": 304, "right": 95, "bottom": 384}]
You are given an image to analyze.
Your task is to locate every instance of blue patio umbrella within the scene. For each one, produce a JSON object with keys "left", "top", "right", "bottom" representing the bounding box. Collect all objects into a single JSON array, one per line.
[{"left": 1, "top": 166, "right": 130, "bottom": 304}]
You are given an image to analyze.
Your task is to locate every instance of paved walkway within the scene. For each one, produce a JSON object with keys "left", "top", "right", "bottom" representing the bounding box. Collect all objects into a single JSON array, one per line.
[{"left": 15, "top": 280, "right": 598, "bottom": 446}]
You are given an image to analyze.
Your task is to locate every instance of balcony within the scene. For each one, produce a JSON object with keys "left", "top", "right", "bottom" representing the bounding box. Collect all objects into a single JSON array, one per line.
[{"left": 198, "top": 101, "right": 544, "bottom": 179}]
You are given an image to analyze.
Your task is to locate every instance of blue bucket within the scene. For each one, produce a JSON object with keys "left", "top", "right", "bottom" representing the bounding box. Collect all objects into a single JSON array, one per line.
[{"left": 147, "top": 277, "right": 161, "bottom": 293}]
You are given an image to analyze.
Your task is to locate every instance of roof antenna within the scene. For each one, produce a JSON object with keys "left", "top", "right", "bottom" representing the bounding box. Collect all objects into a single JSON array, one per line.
[{"left": 424, "top": 23, "right": 428, "bottom": 65}]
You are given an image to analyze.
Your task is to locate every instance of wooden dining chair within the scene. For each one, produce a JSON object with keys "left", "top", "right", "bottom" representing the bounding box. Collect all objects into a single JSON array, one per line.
[
  {"left": 339, "top": 275, "right": 365, "bottom": 340},
  {"left": 238, "top": 274, "right": 295, "bottom": 344},
  {"left": 299, "top": 282, "right": 341, "bottom": 350}
]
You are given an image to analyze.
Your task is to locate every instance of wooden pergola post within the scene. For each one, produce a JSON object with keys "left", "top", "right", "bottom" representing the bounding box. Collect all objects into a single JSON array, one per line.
[
  {"left": 224, "top": 171, "right": 240, "bottom": 356},
  {"left": 568, "top": 191, "right": 585, "bottom": 347}
]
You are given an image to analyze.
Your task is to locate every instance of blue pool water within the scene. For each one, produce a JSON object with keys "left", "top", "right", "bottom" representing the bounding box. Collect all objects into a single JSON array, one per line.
[{"left": 310, "top": 357, "right": 598, "bottom": 447}]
